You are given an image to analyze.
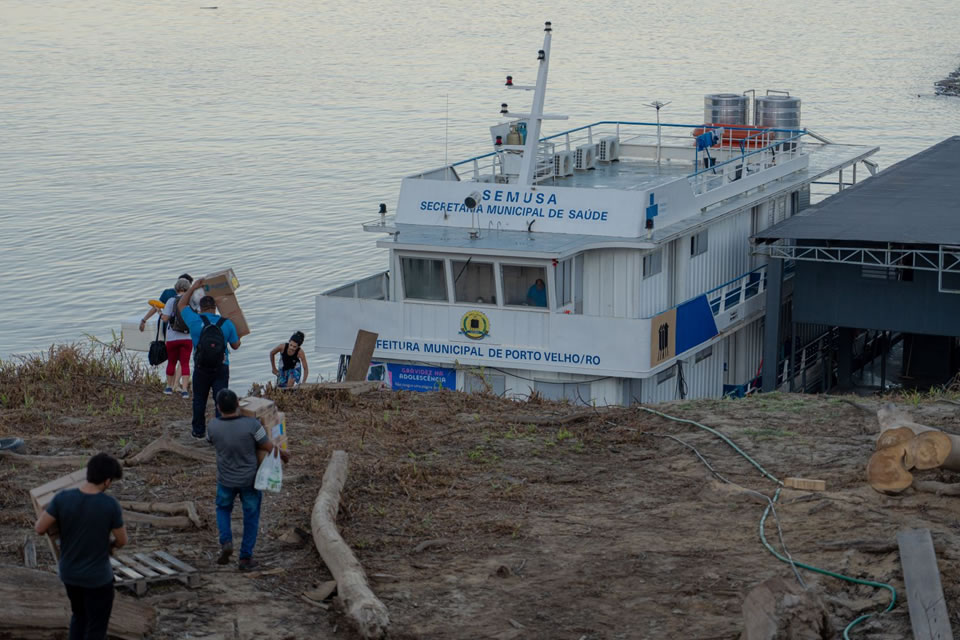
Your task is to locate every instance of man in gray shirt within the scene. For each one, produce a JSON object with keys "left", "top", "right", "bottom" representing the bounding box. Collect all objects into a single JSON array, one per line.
[{"left": 207, "top": 389, "right": 289, "bottom": 570}]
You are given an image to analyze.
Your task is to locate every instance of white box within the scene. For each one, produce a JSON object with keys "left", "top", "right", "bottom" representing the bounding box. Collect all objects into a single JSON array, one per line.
[{"left": 121, "top": 315, "right": 154, "bottom": 352}]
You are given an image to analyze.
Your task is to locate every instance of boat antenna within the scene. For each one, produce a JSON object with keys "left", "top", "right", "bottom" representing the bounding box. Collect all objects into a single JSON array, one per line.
[
  {"left": 643, "top": 100, "right": 671, "bottom": 165},
  {"left": 444, "top": 94, "right": 449, "bottom": 180}
]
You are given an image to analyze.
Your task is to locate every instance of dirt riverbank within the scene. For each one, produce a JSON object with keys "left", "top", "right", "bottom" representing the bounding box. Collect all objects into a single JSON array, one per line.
[{"left": 2, "top": 344, "right": 960, "bottom": 639}]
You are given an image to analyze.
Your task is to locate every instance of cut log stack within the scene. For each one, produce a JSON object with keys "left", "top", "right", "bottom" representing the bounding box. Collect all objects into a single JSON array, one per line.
[{"left": 867, "top": 404, "right": 960, "bottom": 494}]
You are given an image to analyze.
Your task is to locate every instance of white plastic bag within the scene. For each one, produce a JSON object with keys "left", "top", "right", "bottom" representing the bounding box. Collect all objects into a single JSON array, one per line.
[{"left": 254, "top": 447, "right": 283, "bottom": 493}]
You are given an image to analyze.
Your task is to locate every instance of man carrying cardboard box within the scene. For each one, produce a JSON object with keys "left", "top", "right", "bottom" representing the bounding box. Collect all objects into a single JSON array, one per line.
[{"left": 178, "top": 278, "right": 241, "bottom": 439}]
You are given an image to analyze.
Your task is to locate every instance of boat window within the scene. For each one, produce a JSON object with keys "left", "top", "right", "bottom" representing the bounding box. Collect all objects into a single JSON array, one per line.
[
  {"left": 691, "top": 231, "right": 708, "bottom": 257},
  {"left": 452, "top": 260, "right": 496, "bottom": 305},
  {"left": 401, "top": 257, "right": 448, "bottom": 301},
  {"left": 643, "top": 250, "right": 662, "bottom": 278},
  {"left": 502, "top": 265, "right": 548, "bottom": 308},
  {"left": 534, "top": 381, "right": 590, "bottom": 405},
  {"left": 556, "top": 259, "right": 572, "bottom": 306},
  {"left": 464, "top": 371, "right": 506, "bottom": 396}
]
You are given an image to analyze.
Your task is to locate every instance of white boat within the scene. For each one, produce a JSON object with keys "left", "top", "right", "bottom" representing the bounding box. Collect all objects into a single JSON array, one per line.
[{"left": 316, "top": 22, "right": 879, "bottom": 404}]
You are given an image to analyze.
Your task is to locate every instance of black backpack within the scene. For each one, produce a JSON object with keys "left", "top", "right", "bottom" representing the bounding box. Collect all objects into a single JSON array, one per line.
[
  {"left": 168, "top": 296, "right": 190, "bottom": 334},
  {"left": 195, "top": 316, "right": 227, "bottom": 369}
]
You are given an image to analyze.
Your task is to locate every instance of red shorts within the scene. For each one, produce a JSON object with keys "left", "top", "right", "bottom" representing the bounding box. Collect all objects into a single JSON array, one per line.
[{"left": 165, "top": 339, "right": 193, "bottom": 376}]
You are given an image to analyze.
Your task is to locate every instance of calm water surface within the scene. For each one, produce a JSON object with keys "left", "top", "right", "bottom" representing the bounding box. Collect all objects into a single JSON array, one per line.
[{"left": 1, "top": 0, "right": 958, "bottom": 389}]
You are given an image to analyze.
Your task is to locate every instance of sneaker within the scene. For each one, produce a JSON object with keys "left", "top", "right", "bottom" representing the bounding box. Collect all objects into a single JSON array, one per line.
[
  {"left": 180, "top": 390, "right": 190, "bottom": 399},
  {"left": 163, "top": 387, "right": 173, "bottom": 395},
  {"left": 217, "top": 542, "right": 233, "bottom": 565},
  {"left": 238, "top": 557, "right": 258, "bottom": 571},
  {"left": 191, "top": 430, "right": 206, "bottom": 440}
]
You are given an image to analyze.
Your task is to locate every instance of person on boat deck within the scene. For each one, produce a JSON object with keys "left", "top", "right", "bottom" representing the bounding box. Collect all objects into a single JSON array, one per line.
[
  {"left": 207, "top": 389, "right": 289, "bottom": 571},
  {"left": 270, "top": 332, "right": 309, "bottom": 388},
  {"left": 178, "top": 278, "right": 241, "bottom": 439},
  {"left": 35, "top": 453, "right": 127, "bottom": 640},
  {"left": 526, "top": 278, "right": 548, "bottom": 307},
  {"left": 160, "top": 277, "right": 194, "bottom": 398}
]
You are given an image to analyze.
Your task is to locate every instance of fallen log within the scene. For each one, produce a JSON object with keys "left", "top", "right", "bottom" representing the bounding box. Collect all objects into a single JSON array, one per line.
[
  {"left": 866, "top": 442, "right": 913, "bottom": 494},
  {"left": 122, "top": 511, "right": 194, "bottom": 529},
  {"left": 876, "top": 426, "right": 915, "bottom": 451},
  {"left": 877, "top": 404, "right": 960, "bottom": 471},
  {"left": 311, "top": 450, "right": 389, "bottom": 639},
  {"left": 125, "top": 437, "right": 215, "bottom": 466},
  {"left": 0, "top": 449, "right": 88, "bottom": 468},
  {"left": 120, "top": 500, "right": 202, "bottom": 528},
  {"left": 0, "top": 565, "right": 156, "bottom": 639},
  {"left": 913, "top": 479, "right": 960, "bottom": 496}
]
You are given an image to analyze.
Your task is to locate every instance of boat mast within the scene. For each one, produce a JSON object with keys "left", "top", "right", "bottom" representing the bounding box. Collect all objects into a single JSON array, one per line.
[{"left": 517, "top": 22, "right": 553, "bottom": 186}]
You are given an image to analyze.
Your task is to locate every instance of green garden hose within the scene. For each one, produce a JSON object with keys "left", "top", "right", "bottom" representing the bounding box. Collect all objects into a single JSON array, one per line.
[{"left": 636, "top": 406, "right": 897, "bottom": 638}]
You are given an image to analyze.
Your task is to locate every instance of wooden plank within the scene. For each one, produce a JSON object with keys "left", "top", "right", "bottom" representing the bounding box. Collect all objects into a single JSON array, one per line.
[
  {"left": 110, "top": 557, "right": 144, "bottom": 581},
  {"left": 133, "top": 553, "right": 177, "bottom": 576},
  {"left": 115, "top": 554, "right": 159, "bottom": 578},
  {"left": 897, "top": 528, "right": 954, "bottom": 640},
  {"left": 154, "top": 550, "right": 197, "bottom": 574},
  {"left": 28, "top": 469, "right": 87, "bottom": 506},
  {"left": 784, "top": 477, "right": 826, "bottom": 491},
  {"left": 344, "top": 330, "right": 378, "bottom": 382}
]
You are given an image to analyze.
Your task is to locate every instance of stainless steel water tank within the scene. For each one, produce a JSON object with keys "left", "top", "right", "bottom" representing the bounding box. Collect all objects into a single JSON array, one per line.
[
  {"left": 754, "top": 94, "right": 801, "bottom": 138},
  {"left": 704, "top": 93, "right": 748, "bottom": 125}
]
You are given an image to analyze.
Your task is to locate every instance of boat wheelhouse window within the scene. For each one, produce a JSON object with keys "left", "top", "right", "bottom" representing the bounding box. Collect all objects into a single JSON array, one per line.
[
  {"left": 643, "top": 250, "right": 662, "bottom": 278},
  {"left": 691, "top": 231, "right": 708, "bottom": 257},
  {"left": 656, "top": 367, "right": 676, "bottom": 385},
  {"left": 556, "top": 258, "right": 573, "bottom": 306},
  {"left": 452, "top": 260, "right": 496, "bottom": 305},
  {"left": 401, "top": 257, "right": 448, "bottom": 301},
  {"left": 502, "top": 265, "right": 548, "bottom": 308}
]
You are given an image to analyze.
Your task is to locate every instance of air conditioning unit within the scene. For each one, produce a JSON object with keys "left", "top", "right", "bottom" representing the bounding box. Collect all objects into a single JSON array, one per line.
[
  {"left": 553, "top": 150, "right": 575, "bottom": 177},
  {"left": 597, "top": 136, "right": 620, "bottom": 162},
  {"left": 574, "top": 143, "right": 597, "bottom": 170}
]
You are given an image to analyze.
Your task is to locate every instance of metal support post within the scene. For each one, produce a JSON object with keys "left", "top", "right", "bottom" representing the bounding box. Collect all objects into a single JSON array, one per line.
[{"left": 761, "top": 258, "right": 784, "bottom": 392}]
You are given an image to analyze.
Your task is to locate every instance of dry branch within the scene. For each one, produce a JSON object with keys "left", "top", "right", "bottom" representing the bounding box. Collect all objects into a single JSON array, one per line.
[
  {"left": 0, "top": 566, "right": 155, "bottom": 639},
  {"left": 119, "top": 500, "right": 202, "bottom": 528},
  {"left": 311, "top": 450, "right": 389, "bottom": 639},
  {"left": 124, "top": 437, "right": 215, "bottom": 466},
  {"left": 912, "top": 479, "right": 960, "bottom": 496},
  {"left": 0, "top": 449, "right": 88, "bottom": 468}
]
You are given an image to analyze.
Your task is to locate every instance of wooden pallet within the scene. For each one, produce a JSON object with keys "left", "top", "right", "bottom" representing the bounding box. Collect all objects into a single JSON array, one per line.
[
  {"left": 111, "top": 550, "right": 200, "bottom": 596},
  {"left": 28, "top": 468, "right": 87, "bottom": 559}
]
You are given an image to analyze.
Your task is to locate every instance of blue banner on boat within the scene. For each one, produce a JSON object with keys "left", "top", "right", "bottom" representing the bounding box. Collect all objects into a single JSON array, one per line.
[
  {"left": 367, "top": 362, "right": 456, "bottom": 392},
  {"left": 675, "top": 294, "right": 719, "bottom": 354}
]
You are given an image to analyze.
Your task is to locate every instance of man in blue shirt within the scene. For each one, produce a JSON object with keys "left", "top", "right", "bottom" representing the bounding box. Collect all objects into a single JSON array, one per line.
[
  {"left": 526, "top": 278, "right": 548, "bottom": 307},
  {"left": 178, "top": 278, "right": 241, "bottom": 439}
]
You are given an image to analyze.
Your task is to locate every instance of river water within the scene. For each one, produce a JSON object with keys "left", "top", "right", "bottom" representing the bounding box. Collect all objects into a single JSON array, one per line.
[{"left": 1, "top": 0, "right": 958, "bottom": 389}]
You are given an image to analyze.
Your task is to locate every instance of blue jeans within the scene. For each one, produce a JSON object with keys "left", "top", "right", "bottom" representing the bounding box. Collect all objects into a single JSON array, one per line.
[{"left": 215, "top": 484, "right": 261, "bottom": 559}]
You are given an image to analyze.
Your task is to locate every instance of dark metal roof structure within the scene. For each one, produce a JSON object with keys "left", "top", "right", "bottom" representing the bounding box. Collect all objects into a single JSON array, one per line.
[{"left": 754, "top": 136, "right": 960, "bottom": 245}]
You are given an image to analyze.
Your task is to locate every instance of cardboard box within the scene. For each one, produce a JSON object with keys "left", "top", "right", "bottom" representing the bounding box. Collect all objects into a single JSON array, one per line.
[
  {"left": 215, "top": 293, "right": 241, "bottom": 317},
  {"left": 121, "top": 315, "right": 153, "bottom": 352},
  {"left": 239, "top": 396, "right": 276, "bottom": 422},
  {"left": 224, "top": 307, "right": 250, "bottom": 338},
  {"left": 203, "top": 268, "right": 240, "bottom": 298}
]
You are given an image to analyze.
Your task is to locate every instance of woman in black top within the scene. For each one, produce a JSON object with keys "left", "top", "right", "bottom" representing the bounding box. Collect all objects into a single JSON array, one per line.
[{"left": 270, "top": 331, "right": 309, "bottom": 388}]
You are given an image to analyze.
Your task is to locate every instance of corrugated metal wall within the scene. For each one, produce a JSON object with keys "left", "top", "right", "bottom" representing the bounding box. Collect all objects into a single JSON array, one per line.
[
  {"left": 725, "top": 317, "right": 764, "bottom": 386},
  {"left": 582, "top": 248, "right": 668, "bottom": 318},
  {"left": 678, "top": 210, "right": 753, "bottom": 302}
]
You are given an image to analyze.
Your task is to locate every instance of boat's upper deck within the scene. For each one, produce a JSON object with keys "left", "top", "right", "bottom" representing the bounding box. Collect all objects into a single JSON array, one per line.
[{"left": 368, "top": 120, "right": 878, "bottom": 257}]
